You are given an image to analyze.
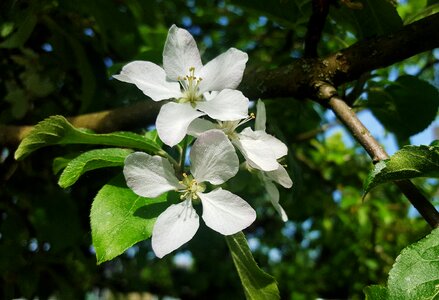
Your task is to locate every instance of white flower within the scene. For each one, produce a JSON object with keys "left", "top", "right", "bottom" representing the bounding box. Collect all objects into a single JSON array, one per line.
[
  {"left": 188, "top": 101, "right": 289, "bottom": 172},
  {"left": 188, "top": 100, "right": 292, "bottom": 221},
  {"left": 114, "top": 24, "right": 249, "bottom": 146},
  {"left": 123, "top": 130, "right": 256, "bottom": 258}
]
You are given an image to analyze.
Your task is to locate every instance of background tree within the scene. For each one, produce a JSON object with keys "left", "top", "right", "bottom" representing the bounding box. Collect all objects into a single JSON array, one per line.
[{"left": 1, "top": 0, "right": 438, "bottom": 299}]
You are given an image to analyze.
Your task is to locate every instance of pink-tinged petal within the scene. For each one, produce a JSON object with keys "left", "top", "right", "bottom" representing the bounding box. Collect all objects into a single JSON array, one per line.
[
  {"left": 123, "top": 152, "right": 181, "bottom": 198},
  {"left": 198, "top": 48, "right": 248, "bottom": 93},
  {"left": 255, "top": 100, "right": 266, "bottom": 131},
  {"left": 266, "top": 165, "right": 293, "bottom": 188},
  {"left": 234, "top": 136, "right": 279, "bottom": 171},
  {"left": 240, "top": 127, "right": 288, "bottom": 159},
  {"left": 190, "top": 130, "right": 239, "bottom": 185},
  {"left": 199, "top": 188, "right": 256, "bottom": 235},
  {"left": 263, "top": 179, "right": 288, "bottom": 222},
  {"left": 197, "top": 89, "right": 249, "bottom": 121},
  {"left": 163, "top": 25, "right": 203, "bottom": 81},
  {"left": 156, "top": 102, "right": 205, "bottom": 147},
  {"left": 187, "top": 118, "right": 216, "bottom": 137},
  {"left": 152, "top": 200, "right": 199, "bottom": 258},
  {"left": 113, "top": 61, "right": 181, "bottom": 101}
]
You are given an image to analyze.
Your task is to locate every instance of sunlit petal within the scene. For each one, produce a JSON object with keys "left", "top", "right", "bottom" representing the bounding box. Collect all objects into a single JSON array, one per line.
[
  {"left": 152, "top": 200, "right": 200, "bottom": 258},
  {"left": 255, "top": 100, "right": 266, "bottom": 131},
  {"left": 123, "top": 152, "right": 180, "bottom": 198},
  {"left": 197, "top": 89, "right": 249, "bottom": 121},
  {"left": 266, "top": 165, "right": 293, "bottom": 188},
  {"left": 113, "top": 61, "right": 181, "bottom": 101},
  {"left": 199, "top": 188, "right": 256, "bottom": 235},
  {"left": 198, "top": 48, "right": 248, "bottom": 92},
  {"left": 156, "top": 102, "right": 205, "bottom": 147},
  {"left": 263, "top": 179, "right": 288, "bottom": 222},
  {"left": 187, "top": 118, "right": 216, "bottom": 137},
  {"left": 191, "top": 130, "right": 238, "bottom": 185},
  {"left": 234, "top": 136, "right": 279, "bottom": 171},
  {"left": 163, "top": 25, "right": 203, "bottom": 81},
  {"left": 240, "top": 127, "right": 288, "bottom": 159}
]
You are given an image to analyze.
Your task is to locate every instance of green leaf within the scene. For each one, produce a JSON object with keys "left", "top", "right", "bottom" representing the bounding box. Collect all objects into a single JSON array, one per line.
[
  {"left": 58, "top": 148, "right": 133, "bottom": 188},
  {"left": 364, "top": 144, "right": 439, "bottom": 194},
  {"left": 330, "top": 0, "right": 402, "bottom": 39},
  {"left": 387, "top": 228, "right": 439, "bottom": 299},
  {"left": 0, "top": 14, "right": 37, "bottom": 48},
  {"left": 91, "top": 175, "right": 169, "bottom": 264},
  {"left": 368, "top": 75, "right": 439, "bottom": 140},
  {"left": 15, "top": 115, "right": 161, "bottom": 160},
  {"left": 355, "top": 0, "right": 402, "bottom": 37},
  {"left": 364, "top": 285, "right": 388, "bottom": 300},
  {"left": 52, "top": 153, "right": 78, "bottom": 174},
  {"left": 225, "top": 232, "right": 280, "bottom": 300},
  {"left": 404, "top": 3, "right": 439, "bottom": 24}
]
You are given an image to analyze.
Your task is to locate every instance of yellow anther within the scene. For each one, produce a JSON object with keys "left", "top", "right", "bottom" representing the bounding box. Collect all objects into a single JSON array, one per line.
[
  {"left": 250, "top": 113, "right": 255, "bottom": 119},
  {"left": 182, "top": 173, "right": 188, "bottom": 178},
  {"left": 189, "top": 66, "right": 195, "bottom": 72}
]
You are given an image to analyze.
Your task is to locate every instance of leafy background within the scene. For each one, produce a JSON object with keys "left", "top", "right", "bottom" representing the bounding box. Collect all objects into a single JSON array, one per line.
[{"left": 1, "top": 0, "right": 438, "bottom": 299}]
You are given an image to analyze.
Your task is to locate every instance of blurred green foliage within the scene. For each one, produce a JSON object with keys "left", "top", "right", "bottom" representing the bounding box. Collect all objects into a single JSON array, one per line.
[{"left": 1, "top": 0, "right": 438, "bottom": 299}]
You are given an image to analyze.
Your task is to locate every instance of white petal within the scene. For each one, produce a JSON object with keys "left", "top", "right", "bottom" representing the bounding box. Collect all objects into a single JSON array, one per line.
[
  {"left": 255, "top": 100, "right": 266, "bottom": 131},
  {"left": 163, "top": 24, "right": 203, "bottom": 81},
  {"left": 234, "top": 135, "right": 279, "bottom": 171},
  {"left": 187, "top": 118, "right": 216, "bottom": 137},
  {"left": 123, "top": 152, "right": 180, "bottom": 198},
  {"left": 113, "top": 61, "right": 181, "bottom": 101},
  {"left": 240, "top": 127, "right": 288, "bottom": 159},
  {"left": 197, "top": 89, "right": 249, "bottom": 121},
  {"left": 156, "top": 102, "right": 205, "bottom": 147},
  {"left": 199, "top": 188, "right": 256, "bottom": 235},
  {"left": 191, "top": 130, "right": 238, "bottom": 185},
  {"left": 266, "top": 165, "right": 293, "bottom": 188},
  {"left": 263, "top": 179, "right": 288, "bottom": 222},
  {"left": 152, "top": 200, "right": 200, "bottom": 258},
  {"left": 198, "top": 48, "right": 248, "bottom": 93}
]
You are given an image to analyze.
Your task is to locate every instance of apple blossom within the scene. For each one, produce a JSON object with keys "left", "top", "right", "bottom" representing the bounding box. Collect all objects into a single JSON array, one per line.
[
  {"left": 188, "top": 100, "right": 292, "bottom": 221},
  {"left": 113, "top": 24, "right": 249, "bottom": 146},
  {"left": 123, "top": 130, "right": 256, "bottom": 258}
]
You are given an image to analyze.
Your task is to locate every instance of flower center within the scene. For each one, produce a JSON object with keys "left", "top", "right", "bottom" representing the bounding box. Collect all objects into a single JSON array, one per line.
[
  {"left": 217, "top": 113, "right": 255, "bottom": 140},
  {"left": 178, "top": 67, "right": 203, "bottom": 107},
  {"left": 178, "top": 173, "right": 206, "bottom": 201}
]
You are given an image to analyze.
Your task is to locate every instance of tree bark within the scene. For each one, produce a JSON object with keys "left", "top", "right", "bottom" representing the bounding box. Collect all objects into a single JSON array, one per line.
[{"left": 1, "top": 13, "right": 439, "bottom": 146}]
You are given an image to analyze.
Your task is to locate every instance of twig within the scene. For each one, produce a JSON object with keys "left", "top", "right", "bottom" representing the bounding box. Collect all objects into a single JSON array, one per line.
[
  {"left": 1, "top": 101, "right": 163, "bottom": 147},
  {"left": 316, "top": 82, "right": 439, "bottom": 228},
  {"left": 2, "top": 14, "right": 439, "bottom": 147},
  {"left": 304, "top": 0, "right": 332, "bottom": 58}
]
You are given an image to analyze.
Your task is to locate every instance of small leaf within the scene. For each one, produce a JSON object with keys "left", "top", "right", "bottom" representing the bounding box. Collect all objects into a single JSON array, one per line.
[
  {"left": 364, "top": 285, "right": 388, "bottom": 300},
  {"left": 387, "top": 228, "right": 439, "bottom": 299},
  {"left": 364, "top": 144, "right": 439, "bottom": 194},
  {"left": 0, "top": 14, "right": 37, "bottom": 48},
  {"left": 330, "top": 0, "right": 402, "bottom": 39},
  {"left": 368, "top": 76, "right": 439, "bottom": 140},
  {"left": 52, "top": 154, "right": 78, "bottom": 175},
  {"left": 225, "top": 232, "right": 280, "bottom": 300},
  {"left": 58, "top": 148, "right": 133, "bottom": 188},
  {"left": 15, "top": 115, "right": 161, "bottom": 160},
  {"left": 91, "top": 175, "right": 169, "bottom": 264}
]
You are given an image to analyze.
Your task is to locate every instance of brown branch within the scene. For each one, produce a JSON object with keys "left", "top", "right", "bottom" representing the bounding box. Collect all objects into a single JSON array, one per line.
[
  {"left": 2, "top": 13, "right": 439, "bottom": 147},
  {"left": 239, "top": 12, "right": 439, "bottom": 99},
  {"left": 1, "top": 101, "right": 163, "bottom": 147},
  {"left": 304, "top": 0, "right": 332, "bottom": 58},
  {"left": 317, "top": 83, "right": 439, "bottom": 228}
]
